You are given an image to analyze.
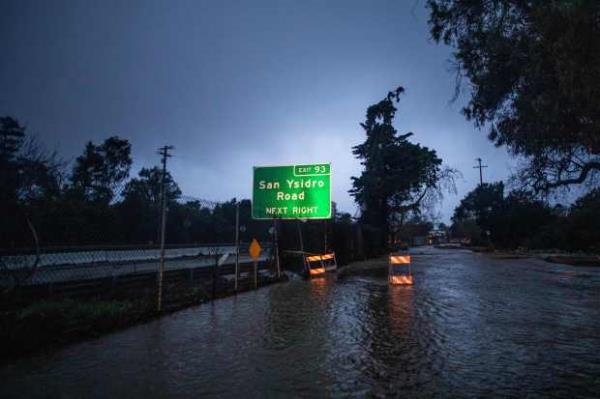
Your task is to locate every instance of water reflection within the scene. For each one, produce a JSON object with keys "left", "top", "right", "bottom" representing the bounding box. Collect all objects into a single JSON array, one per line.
[
  {"left": 388, "top": 285, "right": 414, "bottom": 335},
  {"left": 308, "top": 275, "right": 331, "bottom": 300}
]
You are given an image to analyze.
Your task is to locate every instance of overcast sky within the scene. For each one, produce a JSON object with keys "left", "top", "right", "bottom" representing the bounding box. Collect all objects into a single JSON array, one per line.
[{"left": 0, "top": 0, "right": 514, "bottom": 222}]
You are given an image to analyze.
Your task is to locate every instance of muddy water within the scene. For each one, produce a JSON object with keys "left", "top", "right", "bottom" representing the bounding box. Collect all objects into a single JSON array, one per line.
[{"left": 1, "top": 248, "right": 599, "bottom": 398}]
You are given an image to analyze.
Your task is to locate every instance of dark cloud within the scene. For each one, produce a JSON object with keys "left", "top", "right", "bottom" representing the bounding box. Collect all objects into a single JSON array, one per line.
[{"left": 0, "top": 0, "right": 511, "bottom": 221}]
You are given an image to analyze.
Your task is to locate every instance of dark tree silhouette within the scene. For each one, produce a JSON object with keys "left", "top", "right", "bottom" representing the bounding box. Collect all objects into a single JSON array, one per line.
[
  {"left": 122, "top": 166, "right": 181, "bottom": 205},
  {"left": 427, "top": 0, "right": 600, "bottom": 192},
  {"left": 351, "top": 87, "right": 456, "bottom": 252},
  {"left": 117, "top": 167, "right": 181, "bottom": 244},
  {"left": 0, "top": 114, "right": 442, "bottom": 258},
  {"left": 1, "top": 118, "right": 63, "bottom": 248},
  {"left": 0, "top": 117, "right": 25, "bottom": 203},
  {"left": 70, "top": 137, "right": 132, "bottom": 204},
  {"left": 567, "top": 188, "right": 600, "bottom": 250},
  {"left": 451, "top": 183, "right": 563, "bottom": 249}
]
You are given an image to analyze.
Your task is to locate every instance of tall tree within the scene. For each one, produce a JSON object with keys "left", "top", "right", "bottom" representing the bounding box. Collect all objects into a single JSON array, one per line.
[
  {"left": 118, "top": 167, "right": 181, "bottom": 243},
  {"left": 427, "top": 0, "right": 600, "bottom": 192},
  {"left": 0, "top": 118, "right": 67, "bottom": 247},
  {"left": 0, "top": 117, "right": 25, "bottom": 204},
  {"left": 351, "top": 87, "right": 455, "bottom": 251},
  {"left": 566, "top": 188, "right": 600, "bottom": 250},
  {"left": 122, "top": 166, "right": 181, "bottom": 206},
  {"left": 0, "top": 117, "right": 27, "bottom": 248},
  {"left": 16, "top": 138, "right": 63, "bottom": 203},
  {"left": 70, "top": 136, "right": 132, "bottom": 203},
  {"left": 0, "top": 116, "right": 24, "bottom": 163},
  {"left": 451, "top": 182, "right": 557, "bottom": 248},
  {"left": 451, "top": 182, "right": 505, "bottom": 245}
]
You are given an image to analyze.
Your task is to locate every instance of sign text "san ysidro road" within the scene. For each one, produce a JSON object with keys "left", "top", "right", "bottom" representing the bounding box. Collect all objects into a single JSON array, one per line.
[{"left": 252, "top": 163, "right": 331, "bottom": 220}]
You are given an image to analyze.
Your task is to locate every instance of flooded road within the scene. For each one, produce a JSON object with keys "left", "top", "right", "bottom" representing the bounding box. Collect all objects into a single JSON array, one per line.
[{"left": 1, "top": 248, "right": 599, "bottom": 398}]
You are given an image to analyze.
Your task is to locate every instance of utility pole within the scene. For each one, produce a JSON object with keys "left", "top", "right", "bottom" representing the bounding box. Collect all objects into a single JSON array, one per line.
[
  {"left": 274, "top": 219, "right": 281, "bottom": 278},
  {"left": 297, "top": 219, "right": 306, "bottom": 274},
  {"left": 157, "top": 145, "right": 174, "bottom": 313},
  {"left": 473, "top": 157, "right": 488, "bottom": 186},
  {"left": 234, "top": 200, "right": 240, "bottom": 292},
  {"left": 323, "top": 220, "right": 327, "bottom": 254},
  {"left": 297, "top": 219, "right": 304, "bottom": 253}
]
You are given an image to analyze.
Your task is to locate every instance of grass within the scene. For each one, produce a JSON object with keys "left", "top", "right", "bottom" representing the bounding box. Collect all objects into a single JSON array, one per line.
[
  {"left": 0, "top": 274, "right": 287, "bottom": 362},
  {"left": 0, "top": 298, "right": 151, "bottom": 361},
  {"left": 17, "top": 299, "right": 135, "bottom": 323}
]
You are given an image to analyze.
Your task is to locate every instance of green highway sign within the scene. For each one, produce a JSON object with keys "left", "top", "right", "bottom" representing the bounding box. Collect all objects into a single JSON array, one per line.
[{"left": 252, "top": 163, "right": 331, "bottom": 220}]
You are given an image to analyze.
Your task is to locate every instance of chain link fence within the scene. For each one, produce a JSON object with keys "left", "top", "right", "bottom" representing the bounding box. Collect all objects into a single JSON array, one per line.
[{"left": 0, "top": 190, "right": 278, "bottom": 308}]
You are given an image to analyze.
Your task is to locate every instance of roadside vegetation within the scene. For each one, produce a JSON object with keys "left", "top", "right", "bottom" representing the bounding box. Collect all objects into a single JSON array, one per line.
[
  {"left": 0, "top": 298, "right": 146, "bottom": 360},
  {"left": 0, "top": 117, "right": 276, "bottom": 249},
  {"left": 427, "top": 0, "right": 599, "bottom": 192},
  {"left": 450, "top": 183, "right": 599, "bottom": 252},
  {"left": 0, "top": 117, "right": 377, "bottom": 261},
  {"left": 349, "top": 87, "right": 459, "bottom": 255},
  {"left": 425, "top": 0, "right": 599, "bottom": 254}
]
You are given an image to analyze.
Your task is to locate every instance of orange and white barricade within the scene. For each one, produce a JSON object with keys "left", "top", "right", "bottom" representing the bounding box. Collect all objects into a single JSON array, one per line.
[
  {"left": 305, "top": 252, "right": 337, "bottom": 277},
  {"left": 388, "top": 253, "right": 413, "bottom": 285}
]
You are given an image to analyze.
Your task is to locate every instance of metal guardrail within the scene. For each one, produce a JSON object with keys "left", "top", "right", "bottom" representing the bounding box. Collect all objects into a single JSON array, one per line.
[
  {"left": 2, "top": 246, "right": 238, "bottom": 269},
  {"left": 0, "top": 244, "right": 272, "bottom": 287},
  {"left": 11, "top": 259, "right": 274, "bottom": 301}
]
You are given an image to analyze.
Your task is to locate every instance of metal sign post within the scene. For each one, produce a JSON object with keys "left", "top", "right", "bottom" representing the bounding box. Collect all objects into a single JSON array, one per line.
[
  {"left": 249, "top": 238, "right": 262, "bottom": 289},
  {"left": 297, "top": 219, "right": 304, "bottom": 253},
  {"left": 254, "top": 259, "right": 257, "bottom": 289},
  {"left": 274, "top": 219, "right": 281, "bottom": 278},
  {"left": 323, "top": 219, "right": 327, "bottom": 253}
]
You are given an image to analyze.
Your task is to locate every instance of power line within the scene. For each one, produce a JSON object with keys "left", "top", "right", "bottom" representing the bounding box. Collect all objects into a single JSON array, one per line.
[{"left": 473, "top": 157, "right": 488, "bottom": 186}]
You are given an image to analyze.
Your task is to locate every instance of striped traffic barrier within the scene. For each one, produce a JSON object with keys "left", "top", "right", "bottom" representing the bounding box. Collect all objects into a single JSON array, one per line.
[
  {"left": 305, "top": 252, "right": 337, "bottom": 276},
  {"left": 388, "top": 253, "right": 413, "bottom": 285}
]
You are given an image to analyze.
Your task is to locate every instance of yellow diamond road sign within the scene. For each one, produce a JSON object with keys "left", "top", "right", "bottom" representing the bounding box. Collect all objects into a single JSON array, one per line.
[{"left": 249, "top": 238, "right": 262, "bottom": 261}]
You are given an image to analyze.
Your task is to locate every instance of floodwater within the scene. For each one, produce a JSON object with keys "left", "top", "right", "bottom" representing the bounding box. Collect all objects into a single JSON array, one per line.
[{"left": 1, "top": 248, "right": 599, "bottom": 398}]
